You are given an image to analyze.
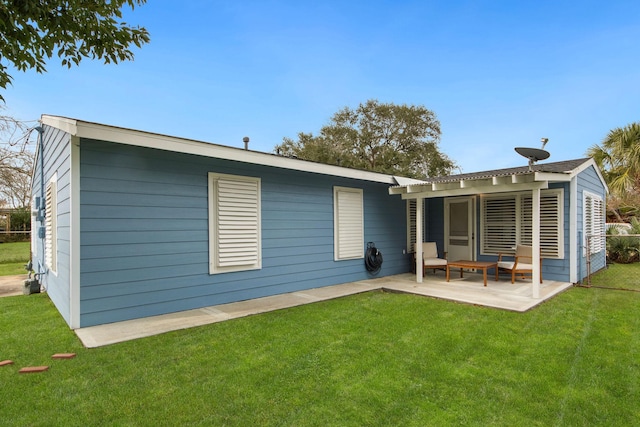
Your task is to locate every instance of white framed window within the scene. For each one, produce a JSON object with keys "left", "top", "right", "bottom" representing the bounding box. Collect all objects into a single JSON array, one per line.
[
  {"left": 208, "top": 173, "right": 261, "bottom": 274},
  {"left": 334, "top": 186, "right": 364, "bottom": 260},
  {"left": 45, "top": 174, "right": 57, "bottom": 274},
  {"left": 407, "top": 199, "right": 425, "bottom": 252},
  {"left": 583, "top": 191, "right": 605, "bottom": 255},
  {"left": 481, "top": 189, "right": 564, "bottom": 258}
]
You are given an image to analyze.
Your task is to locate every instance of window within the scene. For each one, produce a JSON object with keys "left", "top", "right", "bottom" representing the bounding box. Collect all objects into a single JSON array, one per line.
[
  {"left": 208, "top": 173, "right": 261, "bottom": 274},
  {"left": 334, "top": 186, "right": 364, "bottom": 260},
  {"left": 45, "top": 175, "right": 57, "bottom": 273},
  {"left": 481, "top": 189, "right": 563, "bottom": 258},
  {"left": 584, "top": 191, "right": 604, "bottom": 255},
  {"left": 407, "top": 199, "right": 425, "bottom": 252}
]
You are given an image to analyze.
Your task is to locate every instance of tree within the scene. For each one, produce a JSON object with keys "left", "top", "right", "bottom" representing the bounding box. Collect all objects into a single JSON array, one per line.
[
  {"left": 0, "top": 0, "right": 150, "bottom": 101},
  {"left": 276, "top": 100, "right": 456, "bottom": 179},
  {"left": 587, "top": 122, "right": 640, "bottom": 222},
  {"left": 1, "top": 107, "right": 34, "bottom": 209}
]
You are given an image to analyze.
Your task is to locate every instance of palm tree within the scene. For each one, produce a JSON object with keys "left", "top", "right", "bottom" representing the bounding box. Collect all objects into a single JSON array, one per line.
[{"left": 587, "top": 122, "right": 640, "bottom": 221}]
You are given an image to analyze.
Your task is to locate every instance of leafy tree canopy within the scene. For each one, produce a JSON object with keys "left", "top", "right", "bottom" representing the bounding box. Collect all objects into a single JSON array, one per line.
[
  {"left": 587, "top": 122, "right": 640, "bottom": 221},
  {"left": 0, "top": 0, "right": 150, "bottom": 101},
  {"left": 275, "top": 100, "right": 456, "bottom": 179}
]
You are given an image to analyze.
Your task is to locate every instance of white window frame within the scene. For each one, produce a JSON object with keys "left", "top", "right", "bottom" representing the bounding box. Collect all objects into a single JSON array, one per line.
[
  {"left": 583, "top": 191, "right": 605, "bottom": 256},
  {"left": 334, "top": 186, "right": 364, "bottom": 260},
  {"left": 208, "top": 172, "right": 261, "bottom": 274},
  {"left": 45, "top": 173, "right": 58, "bottom": 274},
  {"left": 480, "top": 189, "right": 564, "bottom": 258}
]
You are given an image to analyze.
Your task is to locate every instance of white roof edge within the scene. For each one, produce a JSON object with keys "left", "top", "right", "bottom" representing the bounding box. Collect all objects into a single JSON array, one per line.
[
  {"left": 568, "top": 158, "right": 609, "bottom": 193},
  {"left": 40, "top": 115, "right": 397, "bottom": 184},
  {"left": 393, "top": 176, "right": 428, "bottom": 186}
]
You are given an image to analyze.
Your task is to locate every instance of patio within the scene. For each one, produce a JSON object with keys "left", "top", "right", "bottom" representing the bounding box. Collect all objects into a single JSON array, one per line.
[
  {"left": 74, "top": 272, "right": 573, "bottom": 347},
  {"left": 377, "top": 272, "right": 572, "bottom": 311}
]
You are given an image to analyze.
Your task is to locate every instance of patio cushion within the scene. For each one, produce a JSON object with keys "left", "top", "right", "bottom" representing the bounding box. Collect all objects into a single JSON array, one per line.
[
  {"left": 498, "top": 261, "right": 533, "bottom": 271},
  {"left": 497, "top": 261, "right": 515, "bottom": 270},
  {"left": 424, "top": 258, "right": 447, "bottom": 267},
  {"left": 513, "top": 263, "right": 533, "bottom": 270}
]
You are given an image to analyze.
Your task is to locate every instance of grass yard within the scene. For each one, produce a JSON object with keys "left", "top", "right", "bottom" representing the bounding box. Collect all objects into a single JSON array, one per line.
[
  {"left": 589, "top": 262, "right": 640, "bottom": 291},
  {"left": 0, "top": 242, "right": 30, "bottom": 276},
  {"left": 1, "top": 283, "right": 639, "bottom": 426}
]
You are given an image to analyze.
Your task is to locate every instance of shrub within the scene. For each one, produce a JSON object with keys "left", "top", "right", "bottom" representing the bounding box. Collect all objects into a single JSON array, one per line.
[{"left": 607, "top": 217, "right": 640, "bottom": 264}]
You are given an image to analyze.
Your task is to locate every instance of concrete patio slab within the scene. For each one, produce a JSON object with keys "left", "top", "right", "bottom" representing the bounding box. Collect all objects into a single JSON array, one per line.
[
  {"left": 74, "top": 273, "right": 573, "bottom": 348},
  {"left": 0, "top": 275, "right": 27, "bottom": 297}
]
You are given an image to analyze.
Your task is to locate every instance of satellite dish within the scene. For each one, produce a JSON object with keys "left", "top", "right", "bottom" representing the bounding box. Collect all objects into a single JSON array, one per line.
[{"left": 515, "top": 138, "right": 551, "bottom": 170}]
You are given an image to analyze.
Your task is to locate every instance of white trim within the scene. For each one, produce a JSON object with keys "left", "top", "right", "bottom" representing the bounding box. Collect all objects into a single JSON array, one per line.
[
  {"left": 41, "top": 115, "right": 396, "bottom": 185},
  {"left": 569, "top": 176, "right": 578, "bottom": 283},
  {"left": 532, "top": 188, "right": 541, "bottom": 298},
  {"left": 69, "top": 137, "right": 81, "bottom": 328},
  {"left": 333, "top": 186, "right": 364, "bottom": 260}
]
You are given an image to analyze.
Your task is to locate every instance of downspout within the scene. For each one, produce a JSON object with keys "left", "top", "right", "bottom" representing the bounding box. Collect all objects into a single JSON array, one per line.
[{"left": 34, "top": 125, "right": 47, "bottom": 278}]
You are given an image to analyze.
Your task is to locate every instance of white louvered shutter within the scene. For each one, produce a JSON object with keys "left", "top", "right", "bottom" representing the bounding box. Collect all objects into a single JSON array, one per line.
[
  {"left": 584, "top": 193, "right": 604, "bottom": 254},
  {"left": 584, "top": 193, "right": 595, "bottom": 254},
  {"left": 45, "top": 179, "right": 57, "bottom": 272},
  {"left": 521, "top": 191, "right": 562, "bottom": 258},
  {"left": 334, "top": 187, "right": 363, "bottom": 260},
  {"left": 593, "top": 196, "right": 604, "bottom": 253},
  {"left": 210, "top": 174, "right": 261, "bottom": 273},
  {"left": 482, "top": 196, "right": 516, "bottom": 254}
]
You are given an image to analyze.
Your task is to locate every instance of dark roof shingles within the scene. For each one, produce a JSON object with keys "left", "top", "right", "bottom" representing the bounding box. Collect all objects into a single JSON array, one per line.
[{"left": 425, "top": 158, "right": 591, "bottom": 184}]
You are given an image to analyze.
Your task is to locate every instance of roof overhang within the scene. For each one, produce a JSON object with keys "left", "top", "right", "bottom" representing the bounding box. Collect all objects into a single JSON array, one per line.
[
  {"left": 389, "top": 171, "right": 572, "bottom": 199},
  {"left": 40, "top": 115, "right": 398, "bottom": 185}
]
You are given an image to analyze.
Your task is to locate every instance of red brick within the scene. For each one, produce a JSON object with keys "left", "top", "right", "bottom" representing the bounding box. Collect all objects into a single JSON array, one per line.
[
  {"left": 52, "top": 353, "right": 76, "bottom": 359},
  {"left": 19, "top": 366, "right": 49, "bottom": 373}
]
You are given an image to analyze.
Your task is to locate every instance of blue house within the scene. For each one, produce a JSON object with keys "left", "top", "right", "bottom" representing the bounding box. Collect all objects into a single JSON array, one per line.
[{"left": 31, "top": 115, "right": 607, "bottom": 328}]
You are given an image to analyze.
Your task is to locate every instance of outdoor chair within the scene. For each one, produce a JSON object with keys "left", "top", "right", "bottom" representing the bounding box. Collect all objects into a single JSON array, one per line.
[
  {"left": 497, "top": 244, "right": 542, "bottom": 284},
  {"left": 414, "top": 242, "right": 448, "bottom": 275}
]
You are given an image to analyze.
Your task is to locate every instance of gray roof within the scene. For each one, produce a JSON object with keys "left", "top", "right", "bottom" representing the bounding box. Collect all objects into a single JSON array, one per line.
[{"left": 425, "top": 158, "right": 592, "bottom": 184}]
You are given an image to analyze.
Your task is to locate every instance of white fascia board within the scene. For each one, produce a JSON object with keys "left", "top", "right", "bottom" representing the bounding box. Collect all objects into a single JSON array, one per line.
[
  {"left": 388, "top": 186, "right": 407, "bottom": 195},
  {"left": 41, "top": 115, "right": 78, "bottom": 135},
  {"left": 534, "top": 171, "right": 572, "bottom": 182},
  {"left": 41, "top": 115, "right": 397, "bottom": 185}
]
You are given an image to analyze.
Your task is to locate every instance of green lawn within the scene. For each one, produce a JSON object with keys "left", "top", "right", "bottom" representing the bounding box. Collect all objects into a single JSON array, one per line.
[
  {"left": 1, "top": 283, "right": 639, "bottom": 426},
  {"left": 0, "top": 242, "right": 30, "bottom": 276},
  {"left": 589, "top": 262, "right": 640, "bottom": 291}
]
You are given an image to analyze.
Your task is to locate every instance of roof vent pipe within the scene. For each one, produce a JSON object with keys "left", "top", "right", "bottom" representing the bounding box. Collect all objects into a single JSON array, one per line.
[{"left": 243, "top": 136, "right": 249, "bottom": 150}]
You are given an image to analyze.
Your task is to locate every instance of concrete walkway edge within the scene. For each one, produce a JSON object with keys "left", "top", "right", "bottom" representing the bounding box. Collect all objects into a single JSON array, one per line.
[{"left": 74, "top": 274, "right": 573, "bottom": 348}]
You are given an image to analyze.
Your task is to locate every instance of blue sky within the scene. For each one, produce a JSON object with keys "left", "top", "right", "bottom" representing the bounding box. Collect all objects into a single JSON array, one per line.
[{"left": 4, "top": 0, "right": 639, "bottom": 173}]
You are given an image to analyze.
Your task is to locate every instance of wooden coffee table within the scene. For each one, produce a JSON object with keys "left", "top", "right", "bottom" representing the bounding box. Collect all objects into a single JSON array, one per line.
[{"left": 446, "top": 260, "right": 498, "bottom": 287}]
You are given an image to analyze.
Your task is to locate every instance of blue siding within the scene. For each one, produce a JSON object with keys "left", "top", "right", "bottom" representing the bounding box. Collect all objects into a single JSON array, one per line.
[
  {"left": 425, "top": 199, "right": 445, "bottom": 255},
  {"left": 79, "top": 140, "right": 408, "bottom": 326},
  {"left": 31, "top": 125, "right": 73, "bottom": 324},
  {"left": 577, "top": 165, "right": 607, "bottom": 280}
]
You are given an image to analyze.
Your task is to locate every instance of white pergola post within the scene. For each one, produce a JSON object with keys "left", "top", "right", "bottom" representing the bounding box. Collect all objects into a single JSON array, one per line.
[
  {"left": 416, "top": 197, "right": 423, "bottom": 283},
  {"left": 532, "top": 188, "right": 541, "bottom": 298}
]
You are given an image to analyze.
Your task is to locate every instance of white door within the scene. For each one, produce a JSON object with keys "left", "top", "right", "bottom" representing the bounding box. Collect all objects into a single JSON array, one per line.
[{"left": 445, "top": 197, "right": 475, "bottom": 261}]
